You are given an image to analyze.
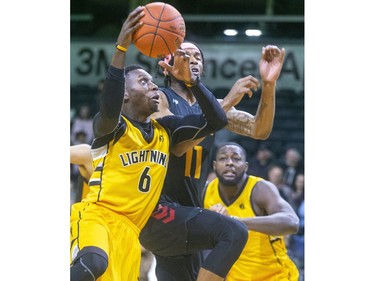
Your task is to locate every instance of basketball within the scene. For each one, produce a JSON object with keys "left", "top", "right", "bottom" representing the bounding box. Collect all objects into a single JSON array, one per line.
[{"left": 133, "top": 2, "right": 186, "bottom": 58}]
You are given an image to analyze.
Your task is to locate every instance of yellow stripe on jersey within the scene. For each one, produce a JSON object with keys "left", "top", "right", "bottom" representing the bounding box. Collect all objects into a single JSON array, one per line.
[
  {"left": 204, "top": 177, "right": 299, "bottom": 281},
  {"left": 81, "top": 181, "right": 90, "bottom": 200},
  {"left": 84, "top": 116, "right": 170, "bottom": 230}
]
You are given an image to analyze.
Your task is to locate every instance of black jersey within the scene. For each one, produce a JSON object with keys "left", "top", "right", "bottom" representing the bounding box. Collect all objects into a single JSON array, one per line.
[{"left": 159, "top": 87, "right": 215, "bottom": 207}]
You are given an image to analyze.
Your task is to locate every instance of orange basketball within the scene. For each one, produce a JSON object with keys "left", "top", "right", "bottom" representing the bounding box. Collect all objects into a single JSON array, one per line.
[{"left": 133, "top": 2, "right": 186, "bottom": 58}]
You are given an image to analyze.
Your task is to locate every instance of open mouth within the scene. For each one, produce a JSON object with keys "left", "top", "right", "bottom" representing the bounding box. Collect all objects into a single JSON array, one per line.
[
  {"left": 191, "top": 67, "right": 200, "bottom": 76},
  {"left": 151, "top": 94, "right": 160, "bottom": 104}
]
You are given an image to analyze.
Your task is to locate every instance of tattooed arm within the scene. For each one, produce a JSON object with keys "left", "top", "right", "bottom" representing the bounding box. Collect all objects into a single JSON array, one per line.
[
  {"left": 220, "top": 45, "right": 285, "bottom": 139},
  {"left": 222, "top": 80, "right": 274, "bottom": 139},
  {"left": 171, "top": 45, "right": 285, "bottom": 156}
]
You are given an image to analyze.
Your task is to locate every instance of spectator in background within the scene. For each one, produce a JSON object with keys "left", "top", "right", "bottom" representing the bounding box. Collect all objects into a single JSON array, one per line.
[
  {"left": 267, "top": 164, "right": 294, "bottom": 204},
  {"left": 290, "top": 173, "right": 304, "bottom": 212},
  {"left": 280, "top": 147, "right": 304, "bottom": 187},
  {"left": 71, "top": 104, "right": 94, "bottom": 144},
  {"left": 72, "top": 131, "right": 88, "bottom": 145},
  {"left": 247, "top": 143, "right": 274, "bottom": 179}
]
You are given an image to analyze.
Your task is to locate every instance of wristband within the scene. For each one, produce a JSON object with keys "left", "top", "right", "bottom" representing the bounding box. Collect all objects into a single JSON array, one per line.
[{"left": 116, "top": 44, "right": 128, "bottom": 52}]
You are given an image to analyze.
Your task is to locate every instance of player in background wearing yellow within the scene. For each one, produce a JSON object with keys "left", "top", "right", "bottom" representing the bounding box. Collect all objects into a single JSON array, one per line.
[
  {"left": 70, "top": 6, "right": 228, "bottom": 281},
  {"left": 204, "top": 142, "right": 299, "bottom": 281}
]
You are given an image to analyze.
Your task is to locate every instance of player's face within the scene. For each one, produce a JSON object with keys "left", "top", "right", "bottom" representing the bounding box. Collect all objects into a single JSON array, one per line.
[
  {"left": 180, "top": 42, "right": 203, "bottom": 78},
  {"left": 213, "top": 145, "right": 248, "bottom": 186},
  {"left": 125, "top": 69, "right": 160, "bottom": 114}
]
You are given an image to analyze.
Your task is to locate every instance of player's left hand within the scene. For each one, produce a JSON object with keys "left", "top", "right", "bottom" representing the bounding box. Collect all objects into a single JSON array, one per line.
[
  {"left": 259, "top": 45, "right": 285, "bottom": 83},
  {"left": 158, "top": 49, "right": 196, "bottom": 85}
]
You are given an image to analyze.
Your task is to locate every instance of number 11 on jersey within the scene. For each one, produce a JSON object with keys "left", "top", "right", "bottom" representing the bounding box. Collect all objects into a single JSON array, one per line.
[{"left": 184, "top": 146, "right": 202, "bottom": 179}]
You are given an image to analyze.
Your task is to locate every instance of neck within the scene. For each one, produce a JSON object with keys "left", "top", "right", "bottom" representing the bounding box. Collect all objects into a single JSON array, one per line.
[
  {"left": 218, "top": 176, "right": 247, "bottom": 203},
  {"left": 122, "top": 105, "right": 150, "bottom": 123},
  {"left": 170, "top": 79, "right": 196, "bottom": 105}
]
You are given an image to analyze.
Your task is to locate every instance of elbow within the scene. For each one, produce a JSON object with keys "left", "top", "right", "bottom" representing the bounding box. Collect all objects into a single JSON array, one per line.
[
  {"left": 288, "top": 215, "right": 300, "bottom": 234},
  {"left": 255, "top": 132, "right": 271, "bottom": 140},
  {"left": 251, "top": 124, "right": 273, "bottom": 140},
  {"left": 214, "top": 114, "right": 228, "bottom": 130}
]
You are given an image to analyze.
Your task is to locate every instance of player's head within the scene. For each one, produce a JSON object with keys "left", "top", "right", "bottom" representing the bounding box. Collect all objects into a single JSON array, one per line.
[
  {"left": 123, "top": 64, "right": 160, "bottom": 116},
  {"left": 213, "top": 142, "right": 248, "bottom": 186},
  {"left": 162, "top": 41, "right": 205, "bottom": 87}
]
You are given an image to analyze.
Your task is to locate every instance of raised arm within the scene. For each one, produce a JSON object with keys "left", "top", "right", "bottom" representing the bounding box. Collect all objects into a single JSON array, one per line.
[
  {"left": 239, "top": 180, "right": 299, "bottom": 236},
  {"left": 92, "top": 6, "right": 145, "bottom": 138},
  {"left": 221, "top": 45, "right": 285, "bottom": 139}
]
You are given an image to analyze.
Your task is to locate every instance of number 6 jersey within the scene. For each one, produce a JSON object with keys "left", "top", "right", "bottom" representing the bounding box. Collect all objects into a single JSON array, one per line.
[
  {"left": 84, "top": 116, "right": 170, "bottom": 230},
  {"left": 84, "top": 104, "right": 221, "bottom": 231}
]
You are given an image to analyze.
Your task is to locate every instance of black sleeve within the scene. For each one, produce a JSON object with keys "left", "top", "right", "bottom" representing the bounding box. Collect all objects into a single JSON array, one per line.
[
  {"left": 92, "top": 66, "right": 125, "bottom": 138},
  {"left": 157, "top": 82, "right": 227, "bottom": 145},
  {"left": 188, "top": 81, "right": 227, "bottom": 131}
]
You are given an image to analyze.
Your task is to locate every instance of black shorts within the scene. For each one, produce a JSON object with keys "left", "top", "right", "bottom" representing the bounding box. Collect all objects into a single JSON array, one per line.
[
  {"left": 140, "top": 201, "right": 249, "bottom": 280},
  {"left": 140, "top": 202, "right": 203, "bottom": 257}
]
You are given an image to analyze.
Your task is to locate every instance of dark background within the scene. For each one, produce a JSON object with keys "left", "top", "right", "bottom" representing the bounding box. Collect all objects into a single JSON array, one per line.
[{"left": 71, "top": 0, "right": 304, "bottom": 42}]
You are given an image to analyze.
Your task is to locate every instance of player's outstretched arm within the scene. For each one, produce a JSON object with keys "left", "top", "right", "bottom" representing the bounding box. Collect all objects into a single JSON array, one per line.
[
  {"left": 220, "top": 45, "right": 285, "bottom": 139},
  {"left": 93, "top": 6, "right": 145, "bottom": 138}
]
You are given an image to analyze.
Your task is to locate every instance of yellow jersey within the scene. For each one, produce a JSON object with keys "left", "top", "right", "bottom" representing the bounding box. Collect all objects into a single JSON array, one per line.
[
  {"left": 84, "top": 116, "right": 170, "bottom": 230},
  {"left": 204, "top": 176, "right": 299, "bottom": 281}
]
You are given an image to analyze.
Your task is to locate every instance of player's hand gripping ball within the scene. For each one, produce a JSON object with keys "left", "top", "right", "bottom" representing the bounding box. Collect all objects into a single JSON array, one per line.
[{"left": 133, "top": 2, "right": 186, "bottom": 58}]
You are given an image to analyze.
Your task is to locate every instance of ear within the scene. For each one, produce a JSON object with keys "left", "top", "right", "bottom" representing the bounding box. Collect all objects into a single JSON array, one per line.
[
  {"left": 245, "top": 161, "right": 249, "bottom": 173},
  {"left": 123, "top": 90, "right": 130, "bottom": 103},
  {"left": 212, "top": 160, "right": 217, "bottom": 171}
]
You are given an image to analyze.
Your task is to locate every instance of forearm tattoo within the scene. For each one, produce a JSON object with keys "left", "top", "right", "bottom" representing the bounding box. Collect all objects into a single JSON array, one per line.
[{"left": 225, "top": 110, "right": 256, "bottom": 137}]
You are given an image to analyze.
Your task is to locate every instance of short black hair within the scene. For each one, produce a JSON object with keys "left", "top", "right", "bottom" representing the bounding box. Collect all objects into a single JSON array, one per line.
[
  {"left": 215, "top": 142, "right": 247, "bottom": 159},
  {"left": 124, "top": 64, "right": 146, "bottom": 76}
]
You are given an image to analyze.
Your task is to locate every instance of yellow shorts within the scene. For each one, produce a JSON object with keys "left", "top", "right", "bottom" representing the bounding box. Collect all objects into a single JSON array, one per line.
[{"left": 70, "top": 202, "right": 141, "bottom": 281}]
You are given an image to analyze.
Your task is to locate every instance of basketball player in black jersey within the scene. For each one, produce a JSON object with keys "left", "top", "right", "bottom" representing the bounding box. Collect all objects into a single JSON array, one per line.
[{"left": 139, "top": 41, "right": 285, "bottom": 281}]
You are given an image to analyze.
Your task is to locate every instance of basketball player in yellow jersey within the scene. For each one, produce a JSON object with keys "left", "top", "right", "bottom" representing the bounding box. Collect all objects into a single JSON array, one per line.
[
  {"left": 70, "top": 6, "right": 228, "bottom": 281},
  {"left": 203, "top": 142, "right": 300, "bottom": 281},
  {"left": 70, "top": 143, "right": 156, "bottom": 281}
]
